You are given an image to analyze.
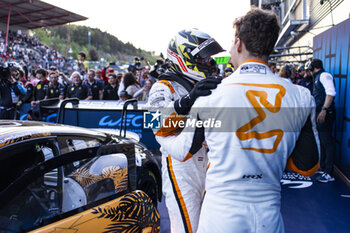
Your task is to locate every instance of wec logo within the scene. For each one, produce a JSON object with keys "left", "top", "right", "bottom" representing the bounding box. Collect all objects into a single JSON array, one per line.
[{"left": 99, "top": 114, "right": 143, "bottom": 127}]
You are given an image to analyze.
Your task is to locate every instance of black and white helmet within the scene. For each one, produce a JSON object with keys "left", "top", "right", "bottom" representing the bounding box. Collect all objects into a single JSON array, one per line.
[{"left": 167, "top": 29, "right": 224, "bottom": 82}]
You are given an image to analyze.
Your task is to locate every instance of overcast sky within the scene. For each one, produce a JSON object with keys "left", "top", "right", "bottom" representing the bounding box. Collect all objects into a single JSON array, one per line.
[{"left": 42, "top": 0, "right": 251, "bottom": 55}]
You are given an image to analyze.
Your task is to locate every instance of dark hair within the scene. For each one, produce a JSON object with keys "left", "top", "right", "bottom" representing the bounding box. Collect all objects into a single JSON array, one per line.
[
  {"left": 279, "top": 64, "right": 293, "bottom": 78},
  {"left": 311, "top": 59, "right": 323, "bottom": 70},
  {"left": 78, "top": 52, "right": 86, "bottom": 59},
  {"left": 48, "top": 71, "right": 58, "bottom": 77},
  {"left": 268, "top": 62, "right": 277, "bottom": 68},
  {"left": 233, "top": 7, "right": 280, "bottom": 58},
  {"left": 225, "top": 67, "right": 233, "bottom": 73},
  {"left": 119, "top": 90, "right": 127, "bottom": 97},
  {"left": 36, "top": 68, "right": 47, "bottom": 77},
  {"left": 123, "top": 73, "right": 137, "bottom": 89},
  {"left": 116, "top": 72, "right": 123, "bottom": 80},
  {"left": 108, "top": 73, "right": 117, "bottom": 79}
]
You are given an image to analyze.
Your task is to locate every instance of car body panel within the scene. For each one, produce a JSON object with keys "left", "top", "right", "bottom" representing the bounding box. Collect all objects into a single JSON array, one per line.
[
  {"left": 0, "top": 120, "right": 161, "bottom": 233},
  {"left": 0, "top": 121, "right": 107, "bottom": 150},
  {"left": 31, "top": 190, "right": 160, "bottom": 233}
]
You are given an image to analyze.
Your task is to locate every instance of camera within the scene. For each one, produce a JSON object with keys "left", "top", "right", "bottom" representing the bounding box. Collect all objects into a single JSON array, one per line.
[{"left": 0, "top": 63, "right": 11, "bottom": 80}]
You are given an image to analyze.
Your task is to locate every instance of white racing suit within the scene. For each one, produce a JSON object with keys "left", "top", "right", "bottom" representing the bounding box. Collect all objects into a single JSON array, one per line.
[
  {"left": 146, "top": 78, "right": 208, "bottom": 233},
  {"left": 158, "top": 61, "right": 320, "bottom": 233}
]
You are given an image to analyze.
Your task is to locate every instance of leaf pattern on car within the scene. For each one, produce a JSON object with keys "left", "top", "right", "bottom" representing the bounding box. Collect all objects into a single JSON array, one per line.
[
  {"left": 92, "top": 191, "right": 160, "bottom": 233},
  {"left": 102, "top": 166, "right": 128, "bottom": 192}
]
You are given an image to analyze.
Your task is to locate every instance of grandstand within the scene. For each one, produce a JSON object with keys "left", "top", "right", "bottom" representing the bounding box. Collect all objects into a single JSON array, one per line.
[
  {"left": 0, "top": 0, "right": 87, "bottom": 72},
  {"left": 0, "top": 0, "right": 87, "bottom": 54}
]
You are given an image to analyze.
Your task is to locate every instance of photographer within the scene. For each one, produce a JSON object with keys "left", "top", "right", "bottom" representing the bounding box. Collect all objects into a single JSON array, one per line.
[{"left": 0, "top": 63, "right": 26, "bottom": 119}]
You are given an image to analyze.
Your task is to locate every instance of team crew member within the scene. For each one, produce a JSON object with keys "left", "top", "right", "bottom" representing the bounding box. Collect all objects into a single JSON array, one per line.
[
  {"left": 103, "top": 73, "right": 119, "bottom": 100},
  {"left": 147, "top": 29, "right": 223, "bottom": 233},
  {"left": 159, "top": 9, "right": 320, "bottom": 233},
  {"left": 306, "top": 59, "right": 336, "bottom": 183},
  {"left": 31, "top": 69, "right": 49, "bottom": 107},
  {"left": 85, "top": 69, "right": 103, "bottom": 100},
  {"left": 46, "top": 72, "right": 65, "bottom": 100},
  {"left": 66, "top": 71, "right": 92, "bottom": 100}
]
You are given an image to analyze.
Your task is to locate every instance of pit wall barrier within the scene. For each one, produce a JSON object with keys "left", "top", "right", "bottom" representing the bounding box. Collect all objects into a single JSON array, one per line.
[{"left": 17, "top": 102, "right": 160, "bottom": 150}]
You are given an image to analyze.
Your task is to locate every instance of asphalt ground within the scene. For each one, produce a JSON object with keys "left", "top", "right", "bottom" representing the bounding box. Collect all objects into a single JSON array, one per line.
[{"left": 157, "top": 170, "right": 350, "bottom": 233}]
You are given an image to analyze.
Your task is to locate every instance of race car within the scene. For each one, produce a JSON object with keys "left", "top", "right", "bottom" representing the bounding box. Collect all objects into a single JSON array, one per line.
[{"left": 0, "top": 120, "right": 161, "bottom": 232}]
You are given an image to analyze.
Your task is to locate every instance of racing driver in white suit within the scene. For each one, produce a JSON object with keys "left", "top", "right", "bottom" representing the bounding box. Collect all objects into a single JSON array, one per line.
[
  {"left": 146, "top": 29, "right": 224, "bottom": 233},
  {"left": 158, "top": 9, "right": 320, "bottom": 233}
]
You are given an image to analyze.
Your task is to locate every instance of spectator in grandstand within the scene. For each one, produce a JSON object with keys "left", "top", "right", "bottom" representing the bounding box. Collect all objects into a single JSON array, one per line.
[
  {"left": 279, "top": 63, "right": 295, "bottom": 83},
  {"left": 307, "top": 59, "right": 336, "bottom": 183},
  {"left": 84, "top": 69, "right": 103, "bottom": 100},
  {"left": 123, "top": 72, "right": 141, "bottom": 100},
  {"left": 31, "top": 69, "right": 49, "bottom": 108},
  {"left": 224, "top": 67, "right": 233, "bottom": 78},
  {"left": 133, "top": 79, "right": 153, "bottom": 101},
  {"left": 77, "top": 52, "right": 89, "bottom": 76},
  {"left": 66, "top": 71, "right": 92, "bottom": 100},
  {"left": 103, "top": 73, "right": 119, "bottom": 100},
  {"left": 46, "top": 72, "right": 65, "bottom": 100}
]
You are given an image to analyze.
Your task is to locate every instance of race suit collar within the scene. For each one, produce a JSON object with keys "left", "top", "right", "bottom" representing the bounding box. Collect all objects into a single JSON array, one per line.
[{"left": 242, "top": 60, "right": 268, "bottom": 66}]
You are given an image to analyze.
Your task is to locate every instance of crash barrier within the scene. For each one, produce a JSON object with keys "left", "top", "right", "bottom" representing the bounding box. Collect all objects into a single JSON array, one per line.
[
  {"left": 17, "top": 100, "right": 160, "bottom": 150},
  {"left": 313, "top": 17, "right": 350, "bottom": 180}
]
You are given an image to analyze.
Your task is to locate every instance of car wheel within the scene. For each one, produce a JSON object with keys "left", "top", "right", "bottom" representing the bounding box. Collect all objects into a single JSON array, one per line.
[{"left": 138, "top": 168, "right": 158, "bottom": 207}]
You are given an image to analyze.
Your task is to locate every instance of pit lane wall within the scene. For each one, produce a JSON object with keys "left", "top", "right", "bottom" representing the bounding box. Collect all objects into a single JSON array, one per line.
[
  {"left": 17, "top": 101, "right": 160, "bottom": 150},
  {"left": 313, "top": 17, "right": 350, "bottom": 180}
]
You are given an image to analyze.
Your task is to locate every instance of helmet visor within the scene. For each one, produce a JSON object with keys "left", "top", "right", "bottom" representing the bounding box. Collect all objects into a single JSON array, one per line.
[{"left": 191, "top": 38, "right": 225, "bottom": 59}]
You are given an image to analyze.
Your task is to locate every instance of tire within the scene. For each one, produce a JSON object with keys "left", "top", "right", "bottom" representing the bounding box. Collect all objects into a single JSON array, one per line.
[{"left": 137, "top": 168, "right": 158, "bottom": 207}]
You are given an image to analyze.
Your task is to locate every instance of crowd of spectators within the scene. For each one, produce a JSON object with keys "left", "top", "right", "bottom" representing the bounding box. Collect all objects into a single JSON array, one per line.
[
  {"left": 0, "top": 30, "right": 172, "bottom": 119},
  {"left": 13, "top": 55, "right": 160, "bottom": 106},
  {"left": 268, "top": 60, "right": 313, "bottom": 90},
  {"left": 0, "top": 30, "right": 74, "bottom": 74},
  {"left": 1, "top": 30, "right": 325, "bottom": 122}
]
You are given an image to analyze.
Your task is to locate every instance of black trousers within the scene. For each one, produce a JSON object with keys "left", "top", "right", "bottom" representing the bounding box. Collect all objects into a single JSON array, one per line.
[
  {"left": 0, "top": 106, "right": 17, "bottom": 120},
  {"left": 317, "top": 111, "right": 336, "bottom": 174}
]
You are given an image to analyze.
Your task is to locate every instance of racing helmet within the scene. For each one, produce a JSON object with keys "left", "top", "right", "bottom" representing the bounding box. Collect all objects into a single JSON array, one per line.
[
  {"left": 305, "top": 60, "right": 314, "bottom": 71},
  {"left": 167, "top": 29, "right": 224, "bottom": 82},
  {"left": 297, "top": 65, "right": 305, "bottom": 72}
]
